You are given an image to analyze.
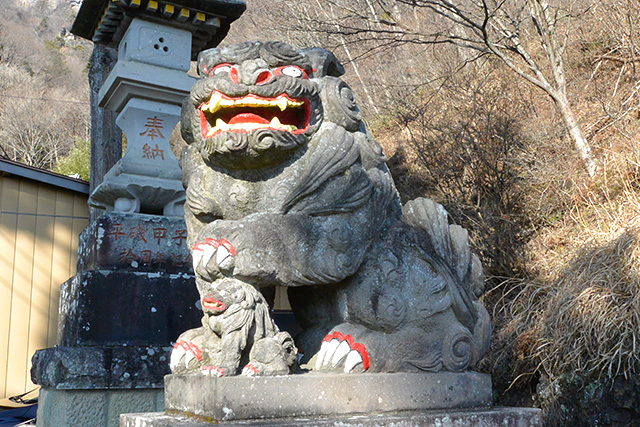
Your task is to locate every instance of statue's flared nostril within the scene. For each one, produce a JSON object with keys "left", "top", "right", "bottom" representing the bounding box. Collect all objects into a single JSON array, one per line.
[
  {"left": 230, "top": 67, "right": 239, "bottom": 84},
  {"left": 255, "top": 70, "right": 273, "bottom": 85}
]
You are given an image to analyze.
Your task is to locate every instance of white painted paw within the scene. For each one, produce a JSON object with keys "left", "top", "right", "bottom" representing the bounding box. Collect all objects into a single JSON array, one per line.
[
  {"left": 170, "top": 340, "right": 203, "bottom": 372},
  {"left": 192, "top": 238, "right": 236, "bottom": 277},
  {"left": 315, "top": 332, "right": 370, "bottom": 373},
  {"left": 201, "top": 365, "right": 227, "bottom": 377},
  {"left": 241, "top": 363, "right": 260, "bottom": 376}
]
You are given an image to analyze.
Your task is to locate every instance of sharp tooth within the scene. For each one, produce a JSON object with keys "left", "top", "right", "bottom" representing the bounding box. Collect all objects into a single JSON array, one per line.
[
  {"left": 203, "top": 92, "right": 223, "bottom": 114},
  {"left": 246, "top": 96, "right": 266, "bottom": 106},
  {"left": 276, "top": 98, "right": 288, "bottom": 111},
  {"left": 206, "top": 118, "right": 227, "bottom": 137},
  {"left": 270, "top": 116, "right": 283, "bottom": 129},
  {"left": 215, "top": 119, "right": 227, "bottom": 130}
]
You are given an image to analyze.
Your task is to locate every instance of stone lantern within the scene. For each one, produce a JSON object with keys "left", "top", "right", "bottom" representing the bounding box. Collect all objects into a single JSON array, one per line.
[{"left": 71, "top": 0, "right": 246, "bottom": 216}]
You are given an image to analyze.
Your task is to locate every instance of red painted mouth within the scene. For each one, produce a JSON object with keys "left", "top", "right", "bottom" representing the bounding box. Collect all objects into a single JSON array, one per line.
[
  {"left": 202, "top": 297, "right": 226, "bottom": 312},
  {"left": 199, "top": 91, "right": 311, "bottom": 138}
]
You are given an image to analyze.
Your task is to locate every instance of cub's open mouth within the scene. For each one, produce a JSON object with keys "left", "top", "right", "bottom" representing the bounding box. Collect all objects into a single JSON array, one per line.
[
  {"left": 199, "top": 91, "right": 311, "bottom": 138},
  {"left": 202, "top": 297, "right": 226, "bottom": 312}
]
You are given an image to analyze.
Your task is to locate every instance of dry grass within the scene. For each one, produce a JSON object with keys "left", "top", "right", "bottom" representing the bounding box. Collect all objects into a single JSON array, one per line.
[{"left": 488, "top": 146, "right": 640, "bottom": 398}]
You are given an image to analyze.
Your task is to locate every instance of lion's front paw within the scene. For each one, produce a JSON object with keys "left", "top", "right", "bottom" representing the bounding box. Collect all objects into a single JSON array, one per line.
[
  {"left": 315, "top": 331, "right": 370, "bottom": 373},
  {"left": 170, "top": 326, "right": 216, "bottom": 374},
  {"left": 192, "top": 238, "right": 236, "bottom": 280},
  {"left": 170, "top": 338, "right": 204, "bottom": 373},
  {"left": 201, "top": 365, "right": 231, "bottom": 377},
  {"left": 241, "top": 363, "right": 262, "bottom": 376}
]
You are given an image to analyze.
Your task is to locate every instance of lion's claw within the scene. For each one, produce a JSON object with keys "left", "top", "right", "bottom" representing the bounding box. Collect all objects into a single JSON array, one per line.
[
  {"left": 241, "top": 363, "right": 260, "bottom": 376},
  {"left": 201, "top": 365, "right": 227, "bottom": 377},
  {"left": 170, "top": 339, "right": 204, "bottom": 372},
  {"left": 315, "top": 331, "right": 370, "bottom": 373},
  {"left": 192, "top": 238, "right": 236, "bottom": 279}
]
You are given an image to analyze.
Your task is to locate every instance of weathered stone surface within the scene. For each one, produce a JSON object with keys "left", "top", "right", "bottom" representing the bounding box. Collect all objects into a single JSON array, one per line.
[
  {"left": 116, "top": 20, "right": 192, "bottom": 72},
  {"left": 91, "top": 18, "right": 201, "bottom": 215},
  {"left": 37, "top": 388, "right": 163, "bottom": 427},
  {"left": 172, "top": 41, "right": 491, "bottom": 378},
  {"left": 90, "top": 97, "right": 187, "bottom": 215},
  {"left": 165, "top": 372, "right": 492, "bottom": 421},
  {"left": 57, "top": 270, "right": 199, "bottom": 347},
  {"left": 32, "top": 345, "right": 172, "bottom": 389},
  {"left": 89, "top": 44, "right": 122, "bottom": 223},
  {"left": 121, "top": 407, "right": 542, "bottom": 427},
  {"left": 77, "top": 212, "right": 192, "bottom": 273}
]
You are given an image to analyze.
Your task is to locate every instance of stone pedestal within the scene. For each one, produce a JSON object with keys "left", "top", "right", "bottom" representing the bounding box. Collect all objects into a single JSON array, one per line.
[
  {"left": 31, "top": 213, "right": 202, "bottom": 427},
  {"left": 121, "top": 372, "right": 543, "bottom": 426},
  {"left": 122, "top": 407, "right": 543, "bottom": 426},
  {"left": 165, "top": 372, "right": 492, "bottom": 421},
  {"left": 41, "top": 389, "right": 164, "bottom": 427}
]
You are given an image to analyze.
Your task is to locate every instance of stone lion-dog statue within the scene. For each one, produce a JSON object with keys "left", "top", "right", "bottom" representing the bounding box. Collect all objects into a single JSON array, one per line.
[{"left": 170, "top": 41, "right": 490, "bottom": 377}]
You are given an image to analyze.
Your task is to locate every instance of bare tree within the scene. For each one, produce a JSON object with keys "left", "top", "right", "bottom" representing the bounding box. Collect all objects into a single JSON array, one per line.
[
  {"left": 0, "top": 64, "right": 89, "bottom": 170},
  {"left": 288, "top": 0, "right": 598, "bottom": 176},
  {"left": 584, "top": 0, "right": 640, "bottom": 155}
]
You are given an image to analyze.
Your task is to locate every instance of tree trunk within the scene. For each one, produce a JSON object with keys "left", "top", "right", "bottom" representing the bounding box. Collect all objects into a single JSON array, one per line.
[{"left": 554, "top": 91, "right": 598, "bottom": 177}]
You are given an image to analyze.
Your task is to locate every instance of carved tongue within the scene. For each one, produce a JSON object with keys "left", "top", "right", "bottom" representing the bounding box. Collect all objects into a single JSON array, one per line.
[{"left": 228, "top": 113, "right": 269, "bottom": 125}]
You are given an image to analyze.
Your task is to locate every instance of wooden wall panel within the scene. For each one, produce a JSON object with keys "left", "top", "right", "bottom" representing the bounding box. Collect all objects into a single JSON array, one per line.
[
  {"left": 0, "top": 176, "right": 19, "bottom": 399},
  {"left": 49, "top": 191, "right": 74, "bottom": 349},
  {"left": 6, "top": 181, "right": 38, "bottom": 396},
  {"left": 26, "top": 186, "right": 56, "bottom": 392},
  {"left": 0, "top": 175, "right": 88, "bottom": 399}
]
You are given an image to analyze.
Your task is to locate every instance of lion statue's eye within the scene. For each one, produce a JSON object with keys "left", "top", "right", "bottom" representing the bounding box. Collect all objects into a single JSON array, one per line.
[
  {"left": 277, "top": 65, "right": 308, "bottom": 79},
  {"left": 212, "top": 63, "right": 234, "bottom": 75}
]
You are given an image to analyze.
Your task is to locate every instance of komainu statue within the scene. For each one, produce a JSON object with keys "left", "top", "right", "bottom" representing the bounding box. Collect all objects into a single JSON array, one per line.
[{"left": 170, "top": 41, "right": 491, "bottom": 377}]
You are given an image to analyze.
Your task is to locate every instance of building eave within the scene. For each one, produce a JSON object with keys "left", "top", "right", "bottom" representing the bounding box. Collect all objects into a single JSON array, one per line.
[{"left": 0, "top": 158, "right": 90, "bottom": 195}]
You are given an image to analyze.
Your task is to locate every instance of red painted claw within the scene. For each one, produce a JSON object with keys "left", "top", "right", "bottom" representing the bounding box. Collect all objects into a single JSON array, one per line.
[{"left": 317, "top": 332, "right": 370, "bottom": 372}]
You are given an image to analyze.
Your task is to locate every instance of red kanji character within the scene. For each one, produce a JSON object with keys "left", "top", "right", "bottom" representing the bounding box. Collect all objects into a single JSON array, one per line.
[
  {"left": 119, "top": 248, "right": 138, "bottom": 264},
  {"left": 140, "top": 116, "right": 165, "bottom": 140},
  {"left": 154, "top": 251, "right": 167, "bottom": 268},
  {"left": 140, "top": 250, "right": 153, "bottom": 264},
  {"left": 107, "top": 223, "right": 126, "bottom": 241},
  {"left": 172, "top": 229, "right": 187, "bottom": 246},
  {"left": 153, "top": 227, "right": 168, "bottom": 244},
  {"left": 129, "top": 224, "right": 148, "bottom": 243},
  {"left": 171, "top": 253, "right": 185, "bottom": 267}
]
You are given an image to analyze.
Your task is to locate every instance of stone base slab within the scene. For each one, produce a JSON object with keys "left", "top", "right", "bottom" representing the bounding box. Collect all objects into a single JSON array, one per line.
[
  {"left": 165, "top": 372, "right": 492, "bottom": 421},
  {"left": 121, "top": 407, "right": 542, "bottom": 426},
  {"left": 37, "top": 388, "right": 164, "bottom": 427},
  {"left": 32, "top": 345, "right": 172, "bottom": 389}
]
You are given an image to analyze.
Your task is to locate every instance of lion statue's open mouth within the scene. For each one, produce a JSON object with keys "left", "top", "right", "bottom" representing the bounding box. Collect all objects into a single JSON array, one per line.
[
  {"left": 182, "top": 41, "right": 324, "bottom": 170},
  {"left": 199, "top": 91, "right": 312, "bottom": 138}
]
